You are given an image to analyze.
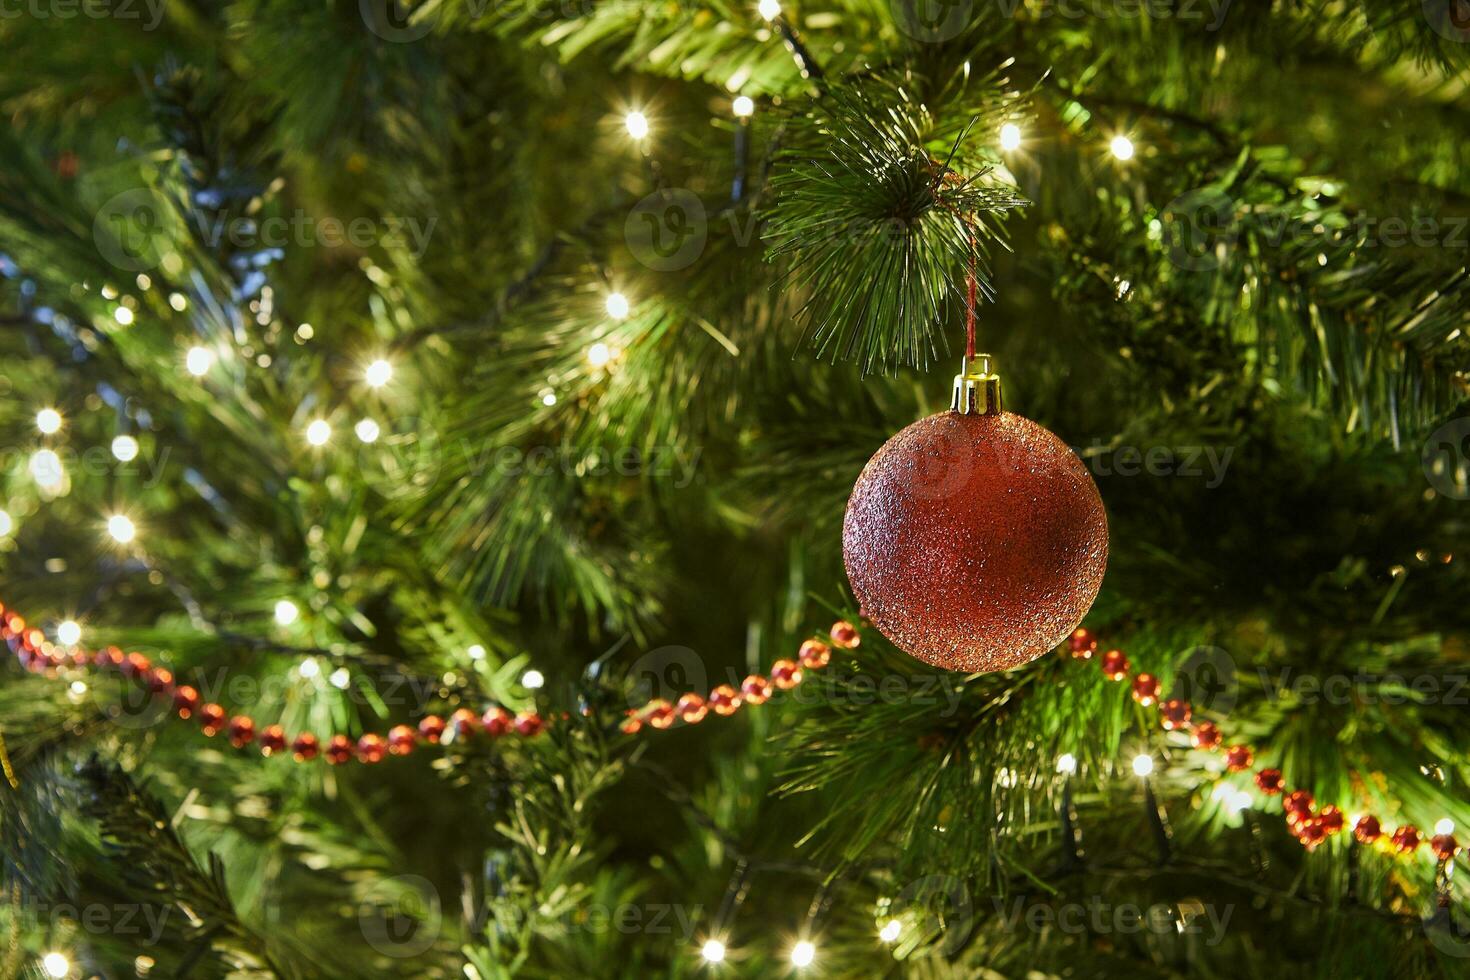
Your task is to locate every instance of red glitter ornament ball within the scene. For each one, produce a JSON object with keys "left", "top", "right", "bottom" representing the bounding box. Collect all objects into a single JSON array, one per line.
[{"left": 842, "top": 409, "right": 1108, "bottom": 673}]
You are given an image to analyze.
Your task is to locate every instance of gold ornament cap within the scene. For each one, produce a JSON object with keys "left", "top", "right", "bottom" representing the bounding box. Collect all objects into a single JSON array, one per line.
[{"left": 951, "top": 353, "right": 1003, "bottom": 416}]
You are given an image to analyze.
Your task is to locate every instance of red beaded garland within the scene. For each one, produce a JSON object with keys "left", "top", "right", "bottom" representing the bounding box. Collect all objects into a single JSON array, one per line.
[
  {"left": 1191, "top": 721, "right": 1221, "bottom": 750},
  {"left": 173, "top": 685, "right": 200, "bottom": 719},
  {"left": 770, "top": 659, "right": 803, "bottom": 690},
  {"left": 325, "top": 734, "right": 353, "bottom": 765},
  {"left": 227, "top": 716, "right": 256, "bottom": 749},
  {"left": 1159, "top": 699, "right": 1191, "bottom": 731},
  {"left": 513, "top": 711, "right": 544, "bottom": 737},
  {"left": 1296, "top": 819, "right": 1327, "bottom": 850},
  {"left": 647, "top": 700, "right": 676, "bottom": 730},
  {"left": 1254, "top": 768, "right": 1284, "bottom": 795},
  {"left": 828, "top": 621, "right": 860, "bottom": 649},
  {"left": 388, "top": 725, "right": 418, "bottom": 755},
  {"left": 1283, "top": 790, "right": 1315, "bottom": 817},
  {"left": 740, "top": 674, "right": 772, "bottom": 706},
  {"left": 199, "top": 703, "right": 227, "bottom": 737},
  {"left": 417, "top": 714, "right": 447, "bottom": 744},
  {"left": 1432, "top": 834, "right": 1460, "bottom": 861},
  {"left": 1391, "top": 825, "right": 1421, "bottom": 854},
  {"left": 1317, "top": 805, "right": 1344, "bottom": 835},
  {"left": 1068, "top": 627, "right": 1098, "bottom": 659},
  {"left": 799, "top": 640, "right": 831, "bottom": 670},
  {"left": 357, "top": 733, "right": 387, "bottom": 763},
  {"left": 1131, "top": 673, "right": 1160, "bottom": 706},
  {"left": 1354, "top": 814, "right": 1383, "bottom": 844},
  {"left": 451, "top": 708, "right": 480, "bottom": 738},
  {"left": 258, "top": 725, "right": 287, "bottom": 756},
  {"left": 708, "top": 685, "right": 742, "bottom": 716},
  {"left": 1099, "top": 649, "right": 1129, "bottom": 681},
  {"left": 292, "top": 732, "right": 320, "bottom": 761},
  {"left": 677, "top": 693, "right": 708, "bottom": 724},
  {"left": 147, "top": 667, "right": 174, "bottom": 694},
  {"left": 483, "top": 707, "right": 514, "bottom": 737},
  {"left": 1224, "top": 745, "right": 1253, "bottom": 772}
]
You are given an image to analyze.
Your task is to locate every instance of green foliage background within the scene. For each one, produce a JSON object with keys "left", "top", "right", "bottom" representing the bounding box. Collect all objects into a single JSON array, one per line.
[{"left": 1, "top": 0, "right": 1469, "bottom": 976}]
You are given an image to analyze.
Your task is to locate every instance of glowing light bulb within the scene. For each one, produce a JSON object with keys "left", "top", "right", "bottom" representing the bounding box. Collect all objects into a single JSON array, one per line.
[
  {"left": 355, "top": 418, "right": 381, "bottom": 444},
  {"left": 330, "top": 667, "right": 351, "bottom": 690},
  {"left": 31, "top": 450, "right": 64, "bottom": 490},
  {"left": 56, "top": 620, "right": 82, "bottom": 647},
  {"left": 701, "top": 939, "right": 726, "bottom": 963},
  {"left": 106, "top": 514, "right": 136, "bottom": 543},
  {"left": 467, "top": 644, "right": 486, "bottom": 661},
  {"left": 624, "top": 111, "right": 649, "bottom": 140},
  {"left": 587, "top": 343, "right": 612, "bottom": 368},
  {"left": 1109, "top": 135, "right": 1135, "bottom": 161},
  {"left": 0, "top": 509, "right": 12, "bottom": 537},
  {"left": 1228, "top": 790, "right": 1253, "bottom": 814},
  {"left": 169, "top": 292, "right": 188, "bottom": 311},
  {"left": 1132, "top": 753, "right": 1154, "bottom": 777},
  {"left": 185, "top": 346, "right": 213, "bottom": 376},
  {"left": 879, "top": 919, "right": 901, "bottom": 943},
  {"left": 999, "top": 123, "right": 1021, "bottom": 151},
  {"left": 70, "top": 680, "right": 88, "bottom": 697},
  {"left": 758, "top": 0, "right": 781, "bottom": 19},
  {"left": 605, "top": 292, "right": 630, "bottom": 319},
  {"left": 111, "top": 435, "right": 139, "bottom": 462},
  {"left": 274, "top": 600, "right": 299, "bottom": 626},
  {"left": 522, "top": 669, "right": 545, "bottom": 690},
  {"left": 365, "top": 358, "right": 393, "bottom": 388},
  {"left": 113, "top": 306, "right": 134, "bottom": 325},
  {"left": 305, "top": 419, "right": 331, "bottom": 447},
  {"left": 299, "top": 657, "right": 320, "bottom": 679},
  {"left": 42, "top": 952, "right": 70, "bottom": 978},
  {"left": 1436, "top": 818, "right": 1455, "bottom": 836},
  {"left": 36, "top": 408, "right": 63, "bottom": 434},
  {"left": 790, "top": 940, "right": 815, "bottom": 968},
  {"left": 732, "top": 95, "right": 755, "bottom": 118},
  {"left": 1056, "top": 753, "right": 1077, "bottom": 775},
  {"left": 541, "top": 391, "right": 557, "bottom": 407}
]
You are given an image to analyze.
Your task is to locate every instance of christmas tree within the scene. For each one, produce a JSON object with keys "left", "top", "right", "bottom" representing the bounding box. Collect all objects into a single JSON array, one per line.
[{"left": 3, "top": 1, "right": 1470, "bottom": 976}]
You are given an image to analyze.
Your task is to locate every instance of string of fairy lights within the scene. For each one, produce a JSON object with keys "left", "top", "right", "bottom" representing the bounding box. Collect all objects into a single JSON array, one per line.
[{"left": 2, "top": 4, "right": 1444, "bottom": 978}]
